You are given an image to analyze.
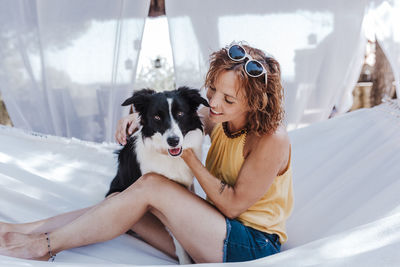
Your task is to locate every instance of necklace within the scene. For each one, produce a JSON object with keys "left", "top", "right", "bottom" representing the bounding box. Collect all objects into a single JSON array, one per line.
[{"left": 222, "top": 122, "right": 248, "bottom": 139}]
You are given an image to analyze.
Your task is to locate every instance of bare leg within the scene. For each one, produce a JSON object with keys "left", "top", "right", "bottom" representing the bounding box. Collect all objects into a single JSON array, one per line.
[
  {"left": 0, "top": 173, "right": 226, "bottom": 263},
  {"left": 130, "top": 212, "right": 176, "bottom": 259},
  {"left": 0, "top": 207, "right": 91, "bottom": 234},
  {"left": 0, "top": 195, "right": 177, "bottom": 259},
  {"left": 0, "top": 193, "right": 130, "bottom": 234}
]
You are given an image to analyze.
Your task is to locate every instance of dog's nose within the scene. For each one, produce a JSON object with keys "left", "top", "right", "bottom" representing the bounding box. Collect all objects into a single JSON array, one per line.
[{"left": 167, "top": 136, "right": 180, "bottom": 147}]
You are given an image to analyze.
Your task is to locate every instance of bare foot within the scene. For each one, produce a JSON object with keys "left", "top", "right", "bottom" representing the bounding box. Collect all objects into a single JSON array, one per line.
[
  {"left": 0, "top": 221, "right": 37, "bottom": 235},
  {"left": 0, "top": 232, "right": 49, "bottom": 261},
  {"left": 0, "top": 222, "right": 12, "bottom": 233}
]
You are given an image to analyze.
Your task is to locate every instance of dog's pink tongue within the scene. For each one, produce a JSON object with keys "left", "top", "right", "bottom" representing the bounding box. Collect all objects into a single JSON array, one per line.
[{"left": 168, "top": 147, "right": 182, "bottom": 156}]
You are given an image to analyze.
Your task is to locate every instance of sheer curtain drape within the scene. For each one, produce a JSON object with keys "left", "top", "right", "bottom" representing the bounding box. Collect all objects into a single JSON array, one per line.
[
  {"left": 0, "top": 0, "right": 149, "bottom": 142},
  {"left": 166, "top": 0, "right": 368, "bottom": 129},
  {"left": 1, "top": 0, "right": 399, "bottom": 142}
]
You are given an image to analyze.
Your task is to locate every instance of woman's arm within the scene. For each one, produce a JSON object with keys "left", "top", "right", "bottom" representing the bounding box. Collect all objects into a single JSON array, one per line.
[{"left": 182, "top": 129, "right": 290, "bottom": 219}]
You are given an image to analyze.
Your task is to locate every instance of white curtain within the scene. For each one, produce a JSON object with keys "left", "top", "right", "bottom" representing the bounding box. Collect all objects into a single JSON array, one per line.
[
  {"left": 1, "top": 0, "right": 399, "bottom": 141},
  {"left": 166, "top": 0, "right": 368, "bottom": 130},
  {"left": 0, "top": 0, "right": 149, "bottom": 142}
]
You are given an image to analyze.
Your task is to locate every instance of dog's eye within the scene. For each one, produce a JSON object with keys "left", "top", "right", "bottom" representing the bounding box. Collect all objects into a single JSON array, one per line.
[
  {"left": 177, "top": 111, "right": 184, "bottom": 117},
  {"left": 154, "top": 115, "right": 161, "bottom": 121}
]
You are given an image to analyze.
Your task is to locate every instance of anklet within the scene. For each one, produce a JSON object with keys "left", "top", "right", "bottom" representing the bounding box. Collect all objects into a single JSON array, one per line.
[{"left": 44, "top": 232, "right": 56, "bottom": 262}]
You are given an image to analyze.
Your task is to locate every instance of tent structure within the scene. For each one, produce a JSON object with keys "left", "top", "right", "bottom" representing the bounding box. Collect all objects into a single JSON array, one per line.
[
  {"left": 1, "top": 99, "right": 400, "bottom": 266},
  {"left": 1, "top": 0, "right": 400, "bottom": 266}
]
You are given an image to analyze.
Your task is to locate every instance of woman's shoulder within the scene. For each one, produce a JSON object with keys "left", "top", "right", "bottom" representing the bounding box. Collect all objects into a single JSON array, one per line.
[
  {"left": 264, "top": 125, "right": 289, "bottom": 145},
  {"left": 245, "top": 125, "right": 290, "bottom": 172},
  {"left": 247, "top": 125, "right": 289, "bottom": 148}
]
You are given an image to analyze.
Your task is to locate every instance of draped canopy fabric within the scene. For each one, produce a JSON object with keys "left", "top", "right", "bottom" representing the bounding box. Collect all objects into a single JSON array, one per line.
[
  {"left": 166, "top": 0, "right": 368, "bottom": 129},
  {"left": 0, "top": 0, "right": 149, "bottom": 142},
  {"left": 0, "top": 100, "right": 399, "bottom": 266},
  {"left": 1, "top": 1, "right": 400, "bottom": 266},
  {"left": 0, "top": 0, "right": 399, "bottom": 142}
]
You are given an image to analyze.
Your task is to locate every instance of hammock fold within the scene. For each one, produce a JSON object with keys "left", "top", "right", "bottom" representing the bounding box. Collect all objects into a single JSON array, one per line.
[{"left": 1, "top": 100, "right": 400, "bottom": 266}]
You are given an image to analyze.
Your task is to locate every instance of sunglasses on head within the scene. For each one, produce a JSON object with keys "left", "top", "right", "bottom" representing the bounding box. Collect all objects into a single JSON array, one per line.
[{"left": 227, "top": 44, "right": 267, "bottom": 79}]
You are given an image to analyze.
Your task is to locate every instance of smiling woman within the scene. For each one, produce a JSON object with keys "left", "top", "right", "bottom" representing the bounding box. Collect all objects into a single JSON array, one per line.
[{"left": 206, "top": 71, "right": 250, "bottom": 132}]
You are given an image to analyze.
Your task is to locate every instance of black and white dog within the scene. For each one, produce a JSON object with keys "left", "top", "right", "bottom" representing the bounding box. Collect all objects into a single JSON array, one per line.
[{"left": 106, "top": 87, "right": 209, "bottom": 264}]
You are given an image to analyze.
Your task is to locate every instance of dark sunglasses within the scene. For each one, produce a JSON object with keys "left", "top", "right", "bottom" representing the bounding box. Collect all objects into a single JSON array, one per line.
[{"left": 227, "top": 44, "right": 267, "bottom": 79}]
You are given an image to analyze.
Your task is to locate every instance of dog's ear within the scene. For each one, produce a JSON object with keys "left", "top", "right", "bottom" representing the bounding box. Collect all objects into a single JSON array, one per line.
[
  {"left": 122, "top": 89, "right": 156, "bottom": 113},
  {"left": 177, "top": 86, "right": 210, "bottom": 109}
]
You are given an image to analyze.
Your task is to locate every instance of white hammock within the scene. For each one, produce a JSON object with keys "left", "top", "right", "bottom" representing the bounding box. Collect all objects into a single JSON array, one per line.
[{"left": 1, "top": 100, "right": 400, "bottom": 266}]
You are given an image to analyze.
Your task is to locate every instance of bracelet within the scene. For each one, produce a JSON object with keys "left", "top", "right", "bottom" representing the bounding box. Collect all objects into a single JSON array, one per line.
[{"left": 45, "top": 232, "right": 56, "bottom": 262}]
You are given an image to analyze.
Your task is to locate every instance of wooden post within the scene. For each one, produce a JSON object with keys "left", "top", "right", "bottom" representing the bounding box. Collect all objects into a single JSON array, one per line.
[{"left": 371, "top": 40, "right": 395, "bottom": 106}]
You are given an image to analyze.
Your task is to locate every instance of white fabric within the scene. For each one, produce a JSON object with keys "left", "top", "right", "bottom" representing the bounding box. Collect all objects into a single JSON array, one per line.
[
  {"left": 0, "top": 0, "right": 149, "bottom": 142},
  {"left": 1, "top": 100, "right": 400, "bottom": 266},
  {"left": 166, "top": 0, "right": 368, "bottom": 129},
  {"left": 1, "top": 0, "right": 399, "bottom": 142}
]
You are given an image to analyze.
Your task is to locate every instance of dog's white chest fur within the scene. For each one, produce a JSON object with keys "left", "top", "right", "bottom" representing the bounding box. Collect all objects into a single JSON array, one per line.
[
  {"left": 115, "top": 87, "right": 209, "bottom": 264},
  {"left": 134, "top": 128, "right": 203, "bottom": 264},
  {"left": 135, "top": 128, "right": 203, "bottom": 187}
]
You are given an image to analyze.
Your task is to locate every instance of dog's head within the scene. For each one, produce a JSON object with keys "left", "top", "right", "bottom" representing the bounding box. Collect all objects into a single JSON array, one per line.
[{"left": 122, "top": 87, "right": 209, "bottom": 157}]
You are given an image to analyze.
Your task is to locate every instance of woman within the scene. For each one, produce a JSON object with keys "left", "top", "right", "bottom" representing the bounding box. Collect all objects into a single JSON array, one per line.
[{"left": 0, "top": 42, "right": 293, "bottom": 263}]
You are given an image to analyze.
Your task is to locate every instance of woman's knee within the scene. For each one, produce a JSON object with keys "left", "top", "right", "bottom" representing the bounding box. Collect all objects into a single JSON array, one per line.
[
  {"left": 128, "top": 173, "right": 165, "bottom": 192},
  {"left": 139, "top": 172, "right": 164, "bottom": 184},
  {"left": 106, "top": 192, "right": 120, "bottom": 199}
]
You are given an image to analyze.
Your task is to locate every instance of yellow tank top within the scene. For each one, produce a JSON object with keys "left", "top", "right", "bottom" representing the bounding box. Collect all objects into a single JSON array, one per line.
[{"left": 205, "top": 123, "right": 294, "bottom": 244}]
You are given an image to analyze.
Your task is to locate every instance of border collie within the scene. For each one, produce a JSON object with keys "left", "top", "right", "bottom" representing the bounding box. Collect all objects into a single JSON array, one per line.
[{"left": 106, "top": 87, "right": 209, "bottom": 264}]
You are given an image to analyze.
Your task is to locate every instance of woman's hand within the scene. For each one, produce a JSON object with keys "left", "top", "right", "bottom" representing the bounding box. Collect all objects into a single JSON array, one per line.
[
  {"left": 115, "top": 113, "right": 139, "bottom": 145},
  {"left": 181, "top": 148, "right": 195, "bottom": 161}
]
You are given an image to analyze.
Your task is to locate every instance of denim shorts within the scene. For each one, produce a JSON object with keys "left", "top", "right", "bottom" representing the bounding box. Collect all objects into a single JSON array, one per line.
[{"left": 223, "top": 218, "right": 281, "bottom": 262}]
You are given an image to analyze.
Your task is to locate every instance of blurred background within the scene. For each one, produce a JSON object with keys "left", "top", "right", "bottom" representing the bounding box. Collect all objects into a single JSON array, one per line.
[{"left": 0, "top": 0, "right": 398, "bottom": 142}]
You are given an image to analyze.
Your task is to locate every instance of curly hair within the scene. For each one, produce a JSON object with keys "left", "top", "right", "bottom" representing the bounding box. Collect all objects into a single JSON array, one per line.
[{"left": 204, "top": 43, "right": 284, "bottom": 135}]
